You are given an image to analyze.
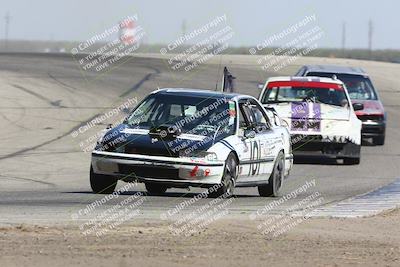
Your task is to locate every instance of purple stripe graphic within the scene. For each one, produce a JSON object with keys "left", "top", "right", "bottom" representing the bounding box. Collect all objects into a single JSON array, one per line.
[
  {"left": 291, "top": 102, "right": 321, "bottom": 132},
  {"left": 291, "top": 102, "right": 308, "bottom": 118},
  {"left": 291, "top": 102, "right": 308, "bottom": 131},
  {"left": 310, "top": 103, "right": 321, "bottom": 132}
]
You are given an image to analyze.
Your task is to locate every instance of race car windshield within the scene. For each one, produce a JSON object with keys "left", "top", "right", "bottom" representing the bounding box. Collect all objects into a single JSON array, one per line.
[
  {"left": 262, "top": 86, "right": 349, "bottom": 107},
  {"left": 125, "top": 94, "right": 236, "bottom": 136},
  {"left": 307, "top": 72, "right": 378, "bottom": 100}
]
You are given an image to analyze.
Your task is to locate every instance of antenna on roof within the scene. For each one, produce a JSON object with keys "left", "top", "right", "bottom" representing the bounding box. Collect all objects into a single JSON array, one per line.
[{"left": 215, "top": 54, "right": 223, "bottom": 91}]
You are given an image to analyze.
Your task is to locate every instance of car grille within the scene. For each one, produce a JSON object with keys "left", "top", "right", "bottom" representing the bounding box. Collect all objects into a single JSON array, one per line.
[
  {"left": 358, "top": 115, "right": 384, "bottom": 121},
  {"left": 125, "top": 147, "right": 179, "bottom": 157},
  {"left": 105, "top": 145, "right": 179, "bottom": 157},
  {"left": 118, "top": 164, "right": 179, "bottom": 179},
  {"left": 291, "top": 119, "right": 321, "bottom": 131},
  {"left": 291, "top": 134, "right": 323, "bottom": 143}
]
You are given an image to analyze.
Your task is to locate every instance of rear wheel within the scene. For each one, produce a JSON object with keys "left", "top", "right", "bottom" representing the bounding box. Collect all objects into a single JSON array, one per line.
[
  {"left": 145, "top": 183, "right": 168, "bottom": 196},
  {"left": 208, "top": 153, "right": 238, "bottom": 198},
  {"left": 373, "top": 136, "right": 385, "bottom": 146},
  {"left": 90, "top": 166, "right": 118, "bottom": 194},
  {"left": 258, "top": 151, "right": 284, "bottom": 197}
]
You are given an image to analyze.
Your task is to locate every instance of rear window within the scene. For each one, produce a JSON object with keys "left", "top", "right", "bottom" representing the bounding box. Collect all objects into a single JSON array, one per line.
[
  {"left": 262, "top": 85, "right": 349, "bottom": 107},
  {"left": 306, "top": 72, "right": 378, "bottom": 100}
]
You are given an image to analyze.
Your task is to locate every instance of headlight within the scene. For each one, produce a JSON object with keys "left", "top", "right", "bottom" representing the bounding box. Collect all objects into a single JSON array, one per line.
[
  {"left": 95, "top": 129, "right": 109, "bottom": 150},
  {"left": 96, "top": 129, "right": 108, "bottom": 144},
  {"left": 179, "top": 151, "right": 218, "bottom": 161}
]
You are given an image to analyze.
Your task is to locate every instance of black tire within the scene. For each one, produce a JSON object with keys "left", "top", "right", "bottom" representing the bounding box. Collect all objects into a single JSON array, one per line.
[
  {"left": 90, "top": 166, "right": 118, "bottom": 194},
  {"left": 145, "top": 183, "right": 168, "bottom": 195},
  {"left": 208, "top": 153, "right": 238, "bottom": 198},
  {"left": 258, "top": 151, "right": 284, "bottom": 197},
  {"left": 373, "top": 136, "right": 385, "bottom": 146},
  {"left": 343, "top": 157, "right": 360, "bottom": 165}
]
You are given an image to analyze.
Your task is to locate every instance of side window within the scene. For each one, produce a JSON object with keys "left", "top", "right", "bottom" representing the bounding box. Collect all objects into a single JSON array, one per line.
[
  {"left": 238, "top": 102, "right": 253, "bottom": 129},
  {"left": 250, "top": 105, "right": 267, "bottom": 125},
  {"left": 239, "top": 99, "right": 271, "bottom": 132}
]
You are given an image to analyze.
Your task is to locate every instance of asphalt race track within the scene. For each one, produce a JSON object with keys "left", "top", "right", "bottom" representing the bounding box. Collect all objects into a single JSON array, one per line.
[{"left": 0, "top": 53, "right": 399, "bottom": 225}]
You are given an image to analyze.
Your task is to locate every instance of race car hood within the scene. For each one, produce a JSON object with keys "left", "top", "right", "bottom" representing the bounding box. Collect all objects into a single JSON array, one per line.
[
  {"left": 351, "top": 99, "right": 384, "bottom": 116},
  {"left": 266, "top": 102, "right": 350, "bottom": 121},
  {"left": 95, "top": 124, "right": 217, "bottom": 157},
  {"left": 264, "top": 102, "right": 361, "bottom": 144}
]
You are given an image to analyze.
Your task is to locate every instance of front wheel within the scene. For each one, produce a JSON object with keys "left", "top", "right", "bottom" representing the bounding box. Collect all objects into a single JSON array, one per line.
[
  {"left": 208, "top": 153, "right": 238, "bottom": 198},
  {"left": 258, "top": 151, "right": 284, "bottom": 197},
  {"left": 90, "top": 166, "right": 118, "bottom": 194}
]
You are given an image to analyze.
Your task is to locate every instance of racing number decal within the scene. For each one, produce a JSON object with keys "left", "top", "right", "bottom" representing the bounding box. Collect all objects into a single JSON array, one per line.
[{"left": 248, "top": 140, "right": 261, "bottom": 176}]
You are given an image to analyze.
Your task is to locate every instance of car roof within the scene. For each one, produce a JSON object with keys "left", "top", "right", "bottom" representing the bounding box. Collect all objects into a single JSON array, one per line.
[
  {"left": 302, "top": 65, "right": 367, "bottom": 76},
  {"left": 152, "top": 88, "right": 244, "bottom": 100},
  {"left": 266, "top": 76, "right": 344, "bottom": 85}
]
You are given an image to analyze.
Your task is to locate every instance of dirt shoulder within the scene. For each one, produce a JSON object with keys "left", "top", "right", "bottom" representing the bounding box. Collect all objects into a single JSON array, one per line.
[{"left": 1, "top": 209, "right": 399, "bottom": 267}]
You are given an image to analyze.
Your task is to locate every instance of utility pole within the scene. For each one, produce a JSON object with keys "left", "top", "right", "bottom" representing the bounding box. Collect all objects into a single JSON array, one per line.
[
  {"left": 368, "top": 19, "right": 373, "bottom": 59},
  {"left": 341, "top": 22, "right": 346, "bottom": 57},
  {"left": 181, "top": 19, "right": 187, "bottom": 37},
  {"left": 181, "top": 19, "right": 187, "bottom": 47},
  {"left": 4, "top": 12, "right": 11, "bottom": 51}
]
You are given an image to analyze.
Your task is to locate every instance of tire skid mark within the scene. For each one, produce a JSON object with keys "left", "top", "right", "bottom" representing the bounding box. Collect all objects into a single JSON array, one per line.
[
  {"left": 0, "top": 112, "right": 100, "bottom": 161},
  {"left": 47, "top": 72, "right": 77, "bottom": 92},
  {"left": 11, "top": 84, "right": 65, "bottom": 108},
  {"left": 1, "top": 110, "right": 98, "bottom": 124},
  {"left": 0, "top": 66, "right": 161, "bottom": 161},
  {"left": 0, "top": 97, "right": 29, "bottom": 130},
  {"left": 0, "top": 112, "right": 29, "bottom": 130},
  {"left": 0, "top": 174, "right": 56, "bottom": 188},
  {"left": 119, "top": 66, "right": 161, "bottom": 98}
]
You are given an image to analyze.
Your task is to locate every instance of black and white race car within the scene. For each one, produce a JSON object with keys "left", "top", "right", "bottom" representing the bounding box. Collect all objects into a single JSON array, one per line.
[{"left": 91, "top": 88, "right": 293, "bottom": 197}]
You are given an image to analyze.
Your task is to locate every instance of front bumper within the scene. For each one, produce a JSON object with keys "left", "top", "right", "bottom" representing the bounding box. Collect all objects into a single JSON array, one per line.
[
  {"left": 91, "top": 151, "right": 225, "bottom": 186},
  {"left": 291, "top": 135, "right": 360, "bottom": 158},
  {"left": 361, "top": 120, "right": 386, "bottom": 138}
]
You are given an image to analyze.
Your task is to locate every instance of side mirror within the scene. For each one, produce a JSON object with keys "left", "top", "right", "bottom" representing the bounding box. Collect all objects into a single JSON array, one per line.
[
  {"left": 243, "top": 129, "right": 256, "bottom": 140},
  {"left": 352, "top": 103, "right": 364, "bottom": 111},
  {"left": 258, "top": 83, "right": 264, "bottom": 90}
]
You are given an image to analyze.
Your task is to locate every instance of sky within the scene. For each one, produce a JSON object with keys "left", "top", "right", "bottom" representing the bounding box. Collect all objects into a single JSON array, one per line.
[{"left": 0, "top": 0, "right": 399, "bottom": 49}]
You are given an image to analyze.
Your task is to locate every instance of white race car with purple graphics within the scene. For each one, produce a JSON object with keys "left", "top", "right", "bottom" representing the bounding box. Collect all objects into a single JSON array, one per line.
[{"left": 259, "top": 77, "right": 362, "bottom": 164}]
